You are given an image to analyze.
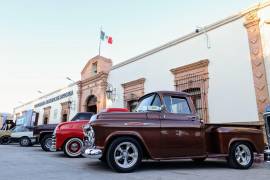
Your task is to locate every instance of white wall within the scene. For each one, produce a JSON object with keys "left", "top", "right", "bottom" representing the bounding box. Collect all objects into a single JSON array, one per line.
[
  {"left": 259, "top": 6, "right": 270, "bottom": 99},
  {"left": 14, "top": 83, "right": 79, "bottom": 125},
  {"left": 108, "top": 17, "right": 258, "bottom": 123}
]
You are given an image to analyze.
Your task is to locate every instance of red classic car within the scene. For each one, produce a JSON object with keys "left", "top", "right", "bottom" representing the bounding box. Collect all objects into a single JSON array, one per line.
[
  {"left": 51, "top": 112, "right": 94, "bottom": 157},
  {"left": 51, "top": 108, "right": 129, "bottom": 157}
]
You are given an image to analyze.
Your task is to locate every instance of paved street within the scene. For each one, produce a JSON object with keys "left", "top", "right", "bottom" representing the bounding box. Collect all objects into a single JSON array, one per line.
[{"left": 0, "top": 144, "right": 269, "bottom": 180}]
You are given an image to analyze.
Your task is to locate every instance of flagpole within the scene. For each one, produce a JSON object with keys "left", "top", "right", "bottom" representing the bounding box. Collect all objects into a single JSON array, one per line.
[{"left": 98, "top": 26, "right": 102, "bottom": 56}]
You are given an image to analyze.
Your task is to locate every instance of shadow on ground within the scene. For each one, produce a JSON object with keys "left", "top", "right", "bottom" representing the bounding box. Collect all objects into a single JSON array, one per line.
[{"left": 85, "top": 159, "right": 229, "bottom": 172}]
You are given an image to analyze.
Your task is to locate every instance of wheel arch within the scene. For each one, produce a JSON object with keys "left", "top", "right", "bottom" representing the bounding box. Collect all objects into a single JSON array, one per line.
[
  {"left": 39, "top": 132, "right": 53, "bottom": 142},
  {"left": 103, "top": 132, "right": 152, "bottom": 159},
  {"left": 228, "top": 138, "right": 258, "bottom": 153}
]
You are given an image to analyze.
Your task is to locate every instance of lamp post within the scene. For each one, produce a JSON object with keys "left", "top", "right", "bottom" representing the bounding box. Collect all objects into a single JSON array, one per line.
[
  {"left": 66, "top": 77, "right": 76, "bottom": 83},
  {"left": 106, "top": 83, "right": 116, "bottom": 102},
  {"left": 195, "top": 26, "right": 211, "bottom": 49}
]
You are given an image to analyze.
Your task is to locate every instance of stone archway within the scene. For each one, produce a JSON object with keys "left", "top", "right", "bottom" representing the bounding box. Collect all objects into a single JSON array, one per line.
[{"left": 86, "top": 95, "right": 97, "bottom": 114}]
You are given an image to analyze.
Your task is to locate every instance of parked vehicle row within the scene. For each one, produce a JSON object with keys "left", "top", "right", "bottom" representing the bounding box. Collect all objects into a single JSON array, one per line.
[{"left": 1, "top": 91, "right": 269, "bottom": 173}]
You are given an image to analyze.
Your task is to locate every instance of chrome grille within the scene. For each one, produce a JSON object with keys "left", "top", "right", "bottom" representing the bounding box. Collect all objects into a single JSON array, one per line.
[
  {"left": 264, "top": 113, "right": 270, "bottom": 146},
  {"left": 50, "top": 135, "right": 56, "bottom": 151}
]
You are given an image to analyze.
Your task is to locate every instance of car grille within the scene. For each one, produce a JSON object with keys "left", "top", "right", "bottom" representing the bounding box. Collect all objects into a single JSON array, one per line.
[{"left": 51, "top": 135, "right": 56, "bottom": 151}]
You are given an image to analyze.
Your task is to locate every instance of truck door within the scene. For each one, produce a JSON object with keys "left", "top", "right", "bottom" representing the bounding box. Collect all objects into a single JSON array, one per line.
[
  {"left": 160, "top": 95, "right": 205, "bottom": 158},
  {"left": 135, "top": 93, "right": 162, "bottom": 158}
]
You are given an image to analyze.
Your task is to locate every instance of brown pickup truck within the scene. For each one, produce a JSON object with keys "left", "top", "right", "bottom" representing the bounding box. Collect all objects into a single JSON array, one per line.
[{"left": 82, "top": 91, "right": 265, "bottom": 173}]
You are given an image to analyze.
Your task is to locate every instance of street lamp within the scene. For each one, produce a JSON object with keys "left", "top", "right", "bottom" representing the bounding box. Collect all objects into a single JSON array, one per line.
[
  {"left": 66, "top": 77, "right": 75, "bottom": 83},
  {"left": 195, "top": 26, "right": 211, "bottom": 49},
  {"left": 106, "top": 83, "right": 116, "bottom": 102}
]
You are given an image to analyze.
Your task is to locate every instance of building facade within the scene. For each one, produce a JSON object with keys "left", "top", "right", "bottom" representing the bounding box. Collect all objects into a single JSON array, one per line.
[
  {"left": 14, "top": 2, "right": 270, "bottom": 126},
  {"left": 14, "top": 83, "right": 79, "bottom": 125},
  {"left": 79, "top": 2, "right": 270, "bottom": 124}
]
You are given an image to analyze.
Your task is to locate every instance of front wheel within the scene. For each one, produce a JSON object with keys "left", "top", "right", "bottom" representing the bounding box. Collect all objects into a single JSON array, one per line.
[
  {"left": 228, "top": 142, "right": 254, "bottom": 169},
  {"left": 0, "top": 136, "right": 10, "bottom": 145},
  {"left": 63, "top": 138, "right": 83, "bottom": 158},
  {"left": 106, "top": 137, "right": 142, "bottom": 173},
  {"left": 20, "top": 137, "right": 32, "bottom": 147},
  {"left": 40, "top": 134, "right": 53, "bottom": 152}
]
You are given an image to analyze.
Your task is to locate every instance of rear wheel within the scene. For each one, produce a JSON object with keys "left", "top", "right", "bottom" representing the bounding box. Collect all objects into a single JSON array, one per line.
[
  {"left": 106, "top": 137, "right": 142, "bottom": 173},
  {"left": 20, "top": 137, "right": 31, "bottom": 147},
  {"left": 228, "top": 142, "right": 254, "bottom": 169},
  {"left": 40, "top": 134, "right": 53, "bottom": 152},
  {"left": 63, "top": 138, "right": 83, "bottom": 158}
]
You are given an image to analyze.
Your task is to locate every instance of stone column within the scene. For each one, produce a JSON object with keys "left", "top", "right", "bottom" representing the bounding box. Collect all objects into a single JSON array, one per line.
[{"left": 244, "top": 8, "right": 270, "bottom": 121}]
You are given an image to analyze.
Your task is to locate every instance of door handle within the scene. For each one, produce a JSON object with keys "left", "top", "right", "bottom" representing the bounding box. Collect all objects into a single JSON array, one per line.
[{"left": 190, "top": 116, "right": 196, "bottom": 121}]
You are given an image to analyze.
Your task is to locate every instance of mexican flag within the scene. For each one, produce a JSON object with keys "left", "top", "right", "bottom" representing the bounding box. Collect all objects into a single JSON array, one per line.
[{"left": 100, "top": 30, "right": 113, "bottom": 44}]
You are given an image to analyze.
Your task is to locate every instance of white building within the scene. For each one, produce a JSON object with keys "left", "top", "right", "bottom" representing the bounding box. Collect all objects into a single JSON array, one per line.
[
  {"left": 14, "top": 83, "right": 79, "bottom": 125},
  {"left": 104, "top": 2, "right": 270, "bottom": 124},
  {"left": 14, "top": 1, "right": 270, "bottom": 126}
]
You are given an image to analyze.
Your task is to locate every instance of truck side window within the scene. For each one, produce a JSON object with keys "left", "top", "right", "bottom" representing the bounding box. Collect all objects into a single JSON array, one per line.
[
  {"left": 136, "top": 94, "right": 155, "bottom": 112},
  {"left": 151, "top": 94, "right": 161, "bottom": 107},
  {"left": 164, "top": 96, "right": 191, "bottom": 114}
]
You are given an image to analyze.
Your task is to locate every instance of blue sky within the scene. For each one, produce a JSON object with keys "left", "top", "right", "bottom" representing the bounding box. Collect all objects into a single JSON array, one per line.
[{"left": 0, "top": 0, "right": 263, "bottom": 113}]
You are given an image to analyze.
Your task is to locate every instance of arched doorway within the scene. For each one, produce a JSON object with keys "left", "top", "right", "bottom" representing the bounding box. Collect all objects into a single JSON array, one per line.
[
  {"left": 43, "top": 117, "right": 48, "bottom": 125},
  {"left": 86, "top": 95, "right": 97, "bottom": 114}
]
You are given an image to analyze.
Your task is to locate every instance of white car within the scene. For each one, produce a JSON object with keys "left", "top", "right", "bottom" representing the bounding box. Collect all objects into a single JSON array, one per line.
[{"left": 10, "top": 126, "right": 36, "bottom": 146}]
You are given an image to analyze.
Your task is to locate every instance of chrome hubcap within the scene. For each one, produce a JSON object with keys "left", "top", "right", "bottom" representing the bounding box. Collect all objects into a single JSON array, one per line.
[
  {"left": 66, "top": 138, "right": 83, "bottom": 156},
  {"left": 235, "top": 144, "right": 251, "bottom": 166},
  {"left": 114, "top": 142, "right": 138, "bottom": 169},
  {"left": 70, "top": 143, "right": 79, "bottom": 152},
  {"left": 45, "top": 138, "right": 52, "bottom": 149}
]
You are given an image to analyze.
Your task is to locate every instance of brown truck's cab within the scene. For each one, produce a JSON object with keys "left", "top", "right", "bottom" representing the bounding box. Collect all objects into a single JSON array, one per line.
[{"left": 82, "top": 91, "right": 265, "bottom": 173}]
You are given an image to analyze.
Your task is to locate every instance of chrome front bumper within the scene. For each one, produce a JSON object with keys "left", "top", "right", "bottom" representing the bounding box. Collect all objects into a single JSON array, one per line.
[
  {"left": 264, "top": 113, "right": 270, "bottom": 162},
  {"left": 265, "top": 148, "right": 270, "bottom": 162},
  {"left": 50, "top": 135, "right": 56, "bottom": 152},
  {"left": 81, "top": 140, "right": 102, "bottom": 159}
]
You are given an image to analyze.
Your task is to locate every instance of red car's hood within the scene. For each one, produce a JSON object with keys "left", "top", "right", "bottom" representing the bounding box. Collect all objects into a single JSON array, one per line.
[{"left": 57, "top": 120, "right": 89, "bottom": 130}]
